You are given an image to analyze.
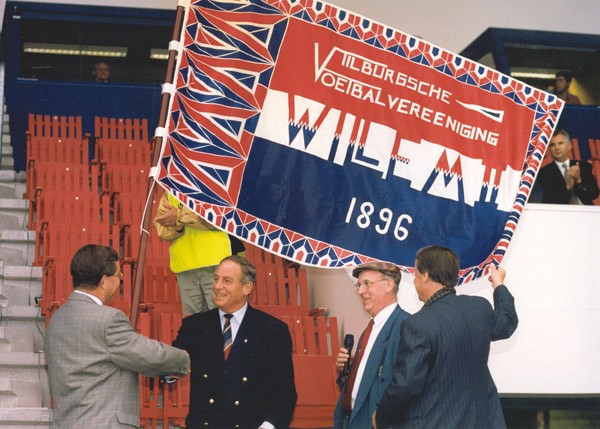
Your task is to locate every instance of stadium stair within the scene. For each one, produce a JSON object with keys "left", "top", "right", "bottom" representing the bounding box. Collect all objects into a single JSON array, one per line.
[{"left": 0, "top": 107, "right": 52, "bottom": 427}]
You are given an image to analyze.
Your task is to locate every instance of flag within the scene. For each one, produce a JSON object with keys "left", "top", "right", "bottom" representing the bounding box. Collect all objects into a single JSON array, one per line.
[{"left": 156, "top": 0, "right": 564, "bottom": 282}]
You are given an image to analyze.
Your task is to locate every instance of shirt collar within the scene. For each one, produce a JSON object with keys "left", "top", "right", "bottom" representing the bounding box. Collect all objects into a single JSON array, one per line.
[
  {"left": 74, "top": 289, "right": 103, "bottom": 306},
  {"left": 219, "top": 301, "right": 248, "bottom": 323},
  {"left": 373, "top": 302, "right": 397, "bottom": 327}
]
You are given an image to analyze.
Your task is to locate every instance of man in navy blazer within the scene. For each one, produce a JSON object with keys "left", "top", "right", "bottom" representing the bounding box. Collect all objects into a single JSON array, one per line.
[
  {"left": 375, "top": 245, "right": 518, "bottom": 429},
  {"left": 531, "top": 129, "right": 599, "bottom": 205},
  {"left": 333, "top": 261, "right": 410, "bottom": 429},
  {"left": 173, "top": 255, "right": 297, "bottom": 429}
]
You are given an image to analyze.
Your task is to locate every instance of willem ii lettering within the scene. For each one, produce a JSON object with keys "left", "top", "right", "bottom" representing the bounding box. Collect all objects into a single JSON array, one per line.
[{"left": 158, "top": 0, "right": 563, "bottom": 276}]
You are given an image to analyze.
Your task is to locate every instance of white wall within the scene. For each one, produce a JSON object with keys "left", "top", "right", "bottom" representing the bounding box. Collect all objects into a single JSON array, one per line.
[
  {"left": 4, "top": 0, "right": 599, "bottom": 53},
  {"left": 309, "top": 204, "right": 600, "bottom": 395}
]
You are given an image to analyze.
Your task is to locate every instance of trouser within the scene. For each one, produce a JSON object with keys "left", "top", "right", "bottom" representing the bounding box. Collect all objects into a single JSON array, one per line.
[{"left": 176, "top": 265, "right": 217, "bottom": 315}]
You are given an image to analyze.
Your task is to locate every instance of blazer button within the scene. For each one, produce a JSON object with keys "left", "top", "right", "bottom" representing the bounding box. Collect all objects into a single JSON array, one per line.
[
  {"left": 203, "top": 374, "right": 208, "bottom": 379},
  {"left": 234, "top": 400, "right": 240, "bottom": 406},
  {"left": 242, "top": 377, "right": 248, "bottom": 382},
  {"left": 209, "top": 399, "right": 215, "bottom": 404},
  {"left": 203, "top": 423, "right": 208, "bottom": 427}
]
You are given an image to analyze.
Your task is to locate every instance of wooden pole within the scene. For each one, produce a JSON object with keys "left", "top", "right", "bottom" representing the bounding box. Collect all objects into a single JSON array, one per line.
[{"left": 130, "top": 4, "right": 186, "bottom": 327}]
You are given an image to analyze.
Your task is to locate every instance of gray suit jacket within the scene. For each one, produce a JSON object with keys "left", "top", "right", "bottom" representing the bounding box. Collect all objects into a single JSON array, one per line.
[{"left": 46, "top": 293, "right": 190, "bottom": 428}]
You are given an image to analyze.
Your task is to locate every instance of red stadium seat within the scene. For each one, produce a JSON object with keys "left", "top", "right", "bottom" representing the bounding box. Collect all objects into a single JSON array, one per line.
[
  {"left": 95, "top": 116, "right": 149, "bottom": 142},
  {"left": 40, "top": 224, "right": 115, "bottom": 315},
  {"left": 27, "top": 163, "right": 100, "bottom": 229},
  {"left": 27, "top": 114, "right": 82, "bottom": 140}
]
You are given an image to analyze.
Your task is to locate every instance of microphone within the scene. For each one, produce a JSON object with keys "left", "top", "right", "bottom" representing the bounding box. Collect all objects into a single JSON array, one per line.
[
  {"left": 336, "top": 334, "right": 354, "bottom": 387},
  {"left": 342, "top": 334, "right": 355, "bottom": 377}
]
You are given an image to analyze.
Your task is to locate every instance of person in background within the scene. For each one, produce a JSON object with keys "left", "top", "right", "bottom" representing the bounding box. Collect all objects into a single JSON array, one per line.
[
  {"left": 374, "top": 245, "right": 518, "bottom": 429},
  {"left": 45, "top": 244, "right": 190, "bottom": 428},
  {"left": 333, "top": 262, "right": 410, "bottom": 429},
  {"left": 153, "top": 191, "right": 245, "bottom": 315},
  {"left": 531, "top": 129, "right": 599, "bottom": 205},
  {"left": 173, "top": 255, "right": 297, "bottom": 429},
  {"left": 92, "top": 61, "right": 111, "bottom": 82},
  {"left": 552, "top": 70, "right": 581, "bottom": 104}
]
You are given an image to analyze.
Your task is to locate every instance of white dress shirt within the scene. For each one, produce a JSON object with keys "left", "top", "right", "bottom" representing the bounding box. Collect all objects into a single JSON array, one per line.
[
  {"left": 351, "top": 302, "right": 397, "bottom": 406},
  {"left": 74, "top": 289, "right": 103, "bottom": 305}
]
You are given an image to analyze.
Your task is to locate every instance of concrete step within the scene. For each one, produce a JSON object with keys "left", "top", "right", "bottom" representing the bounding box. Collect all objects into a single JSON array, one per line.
[
  {"left": 0, "top": 352, "right": 51, "bottom": 408},
  {"left": 0, "top": 212, "right": 22, "bottom": 230},
  {"left": 0, "top": 172, "right": 27, "bottom": 198},
  {"left": 0, "top": 407, "right": 52, "bottom": 428},
  {"left": 0, "top": 198, "right": 29, "bottom": 229},
  {"left": 0, "top": 379, "right": 42, "bottom": 408},
  {"left": 0, "top": 247, "right": 26, "bottom": 267},
  {"left": 1, "top": 158, "right": 15, "bottom": 171},
  {"left": 0, "top": 170, "right": 17, "bottom": 183},
  {"left": 1, "top": 143, "right": 11, "bottom": 156},
  {"left": 0, "top": 352, "right": 49, "bottom": 408},
  {"left": 0, "top": 328, "right": 34, "bottom": 352},
  {"left": 0, "top": 265, "right": 43, "bottom": 305},
  {"left": 2, "top": 133, "right": 10, "bottom": 144},
  {"left": 0, "top": 306, "right": 46, "bottom": 354},
  {"left": 0, "top": 230, "right": 36, "bottom": 267}
]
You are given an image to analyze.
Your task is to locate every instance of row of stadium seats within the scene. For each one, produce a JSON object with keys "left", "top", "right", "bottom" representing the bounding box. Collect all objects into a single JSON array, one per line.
[{"left": 27, "top": 114, "right": 340, "bottom": 427}]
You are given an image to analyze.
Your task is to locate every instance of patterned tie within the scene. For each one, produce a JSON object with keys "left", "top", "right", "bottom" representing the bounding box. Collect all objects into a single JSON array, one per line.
[
  {"left": 223, "top": 314, "right": 234, "bottom": 361},
  {"left": 562, "top": 162, "right": 570, "bottom": 181},
  {"left": 341, "top": 319, "right": 374, "bottom": 416}
]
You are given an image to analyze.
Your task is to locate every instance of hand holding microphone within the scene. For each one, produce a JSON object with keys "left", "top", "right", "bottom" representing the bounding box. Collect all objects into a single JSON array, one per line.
[{"left": 336, "top": 334, "right": 354, "bottom": 386}]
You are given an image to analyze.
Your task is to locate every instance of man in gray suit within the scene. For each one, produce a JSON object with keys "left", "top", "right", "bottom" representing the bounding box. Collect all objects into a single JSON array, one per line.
[
  {"left": 46, "top": 244, "right": 190, "bottom": 428},
  {"left": 375, "top": 245, "right": 518, "bottom": 428},
  {"left": 333, "top": 261, "right": 410, "bottom": 429}
]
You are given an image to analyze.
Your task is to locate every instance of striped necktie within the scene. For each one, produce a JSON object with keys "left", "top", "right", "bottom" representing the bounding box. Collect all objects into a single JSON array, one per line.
[{"left": 223, "top": 313, "right": 234, "bottom": 361}]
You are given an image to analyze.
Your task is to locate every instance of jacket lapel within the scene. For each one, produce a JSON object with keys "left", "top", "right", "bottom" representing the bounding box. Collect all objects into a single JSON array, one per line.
[{"left": 351, "top": 306, "right": 400, "bottom": 420}]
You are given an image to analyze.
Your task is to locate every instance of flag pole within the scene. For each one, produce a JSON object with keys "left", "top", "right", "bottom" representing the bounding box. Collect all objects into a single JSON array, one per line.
[{"left": 130, "top": 3, "right": 186, "bottom": 327}]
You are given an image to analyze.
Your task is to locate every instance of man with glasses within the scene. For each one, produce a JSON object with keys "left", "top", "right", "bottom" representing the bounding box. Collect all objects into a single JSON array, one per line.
[
  {"left": 333, "top": 261, "right": 410, "bottom": 429},
  {"left": 46, "top": 244, "right": 190, "bottom": 428}
]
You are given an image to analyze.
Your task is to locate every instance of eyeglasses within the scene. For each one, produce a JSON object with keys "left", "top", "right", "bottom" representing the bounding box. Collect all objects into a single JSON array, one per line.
[{"left": 354, "top": 278, "right": 388, "bottom": 291}]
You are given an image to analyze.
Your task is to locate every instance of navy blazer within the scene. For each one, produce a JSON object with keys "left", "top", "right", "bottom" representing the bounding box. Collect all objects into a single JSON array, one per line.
[
  {"left": 334, "top": 305, "right": 410, "bottom": 429},
  {"left": 376, "top": 286, "right": 518, "bottom": 429},
  {"left": 173, "top": 305, "right": 297, "bottom": 429},
  {"left": 532, "top": 160, "right": 599, "bottom": 205}
]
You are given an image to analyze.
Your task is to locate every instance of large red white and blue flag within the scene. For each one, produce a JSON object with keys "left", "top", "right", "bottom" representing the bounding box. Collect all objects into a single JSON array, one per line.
[{"left": 156, "top": 0, "right": 564, "bottom": 281}]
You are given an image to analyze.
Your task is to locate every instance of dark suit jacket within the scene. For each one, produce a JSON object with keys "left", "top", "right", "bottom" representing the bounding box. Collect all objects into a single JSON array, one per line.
[
  {"left": 376, "top": 286, "right": 518, "bottom": 429},
  {"left": 533, "top": 160, "right": 599, "bottom": 205},
  {"left": 173, "top": 305, "right": 297, "bottom": 429},
  {"left": 333, "top": 305, "right": 409, "bottom": 429}
]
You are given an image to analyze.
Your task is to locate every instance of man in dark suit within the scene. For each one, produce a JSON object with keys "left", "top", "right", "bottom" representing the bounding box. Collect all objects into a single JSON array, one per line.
[
  {"left": 375, "top": 245, "right": 518, "bottom": 429},
  {"left": 173, "top": 255, "right": 297, "bottom": 429},
  {"left": 531, "top": 129, "right": 599, "bottom": 205},
  {"left": 333, "top": 262, "right": 409, "bottom": 429}
]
